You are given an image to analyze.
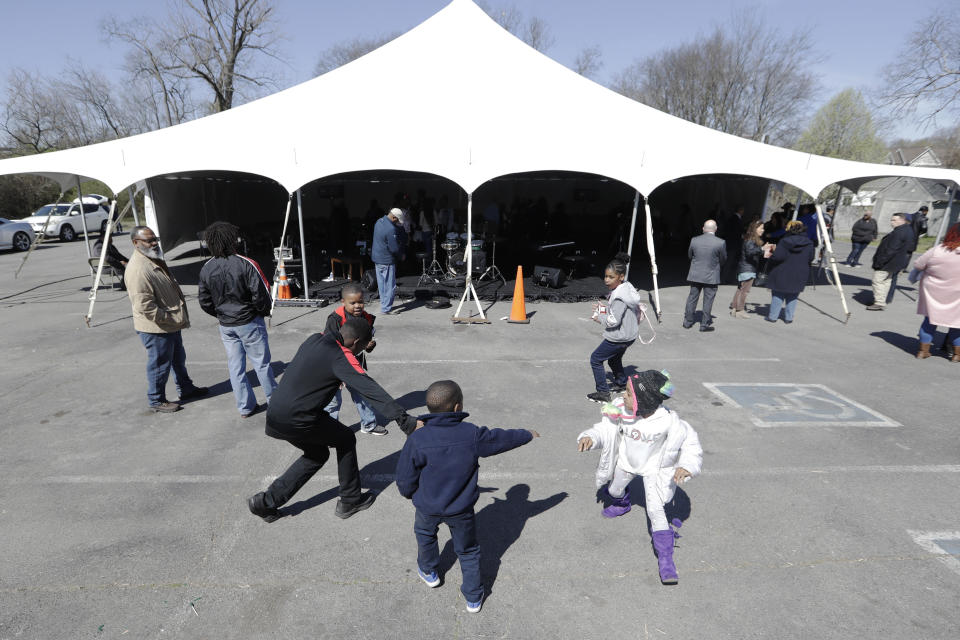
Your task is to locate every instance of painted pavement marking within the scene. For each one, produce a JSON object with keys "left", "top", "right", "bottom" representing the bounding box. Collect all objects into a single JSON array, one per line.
[
  {"left": 703, "top": 382, "right": 901, "bottom": 427},
  {"left": 908, "top": 530, "right": 960, "bottom": 577}
]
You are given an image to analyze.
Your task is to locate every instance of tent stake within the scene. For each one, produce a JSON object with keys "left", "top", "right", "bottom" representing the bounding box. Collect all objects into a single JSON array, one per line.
[{"left": 452, "top": 192, "right": 488, "bottom": 323}]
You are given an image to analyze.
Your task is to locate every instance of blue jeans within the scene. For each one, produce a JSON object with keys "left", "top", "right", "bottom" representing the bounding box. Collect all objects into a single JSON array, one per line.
[
  {"left": 590, "top": 339, "right": 633, "bottom": 392},
  {"left": 219, "top": 317, "right": 276, "bottom": 415},
  {"left": 845, "top": 242, "right": 868, "bottom": 265},
  {"left": 768, "top": 291, "right": 799, "bottom": 322},
  {"left": 375, "top": 263, "right": 397, "bottom": 312},
  {"left": 324, "top": 387, "right": 378, "bottom": 431},
  {"left": 918, "top": 317, "right": 960, "bottom": 346},
  {"left": 414, "top": 509, "right": 482, "bottom": 601},
  {"left": 137, "top": 330, "right": 195, "bottom": 406}
]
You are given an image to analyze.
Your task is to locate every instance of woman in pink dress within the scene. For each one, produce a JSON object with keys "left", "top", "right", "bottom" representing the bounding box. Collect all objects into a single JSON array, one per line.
[{"left": 913, "top": 223, "right": 960, "bottom": 361}]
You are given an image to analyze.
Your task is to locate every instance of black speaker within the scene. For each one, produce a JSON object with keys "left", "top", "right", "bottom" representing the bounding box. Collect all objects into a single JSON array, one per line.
[{"left": 532, "top": 265, "right": 565, "bottom": 288}]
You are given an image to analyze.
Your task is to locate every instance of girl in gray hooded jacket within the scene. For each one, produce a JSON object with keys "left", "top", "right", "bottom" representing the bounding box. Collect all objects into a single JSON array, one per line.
[{"left": 588, "top": 253, "right": 643, "bottom": 403}]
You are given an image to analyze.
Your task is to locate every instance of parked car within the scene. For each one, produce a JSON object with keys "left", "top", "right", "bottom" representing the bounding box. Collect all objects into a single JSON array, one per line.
[
  {"left": 0, "top": 217, "right": 36, "bottom": 251},
  {"left": 20, "top": 195, "right": 111, "bottom": 242}
]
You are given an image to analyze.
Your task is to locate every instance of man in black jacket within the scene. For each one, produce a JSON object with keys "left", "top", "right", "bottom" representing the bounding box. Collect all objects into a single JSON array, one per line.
[
  {"left": 198, "top": 222, "right": 276, "bottom": 418},
  {"left": 867, "top": 213, "right": 915, "bottom": 310},
  {"left": 248, "top": 319, "right": 419, "bottom": 521}
]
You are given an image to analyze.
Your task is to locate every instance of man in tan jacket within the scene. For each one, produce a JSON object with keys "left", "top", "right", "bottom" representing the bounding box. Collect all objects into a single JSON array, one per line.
[{"left": 126, "top": 226, "right": 207, "bottom": 412}]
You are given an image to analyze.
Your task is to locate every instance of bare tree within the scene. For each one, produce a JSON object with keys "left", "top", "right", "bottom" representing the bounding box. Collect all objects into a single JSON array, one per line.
[
  {"left": 103, "top": 16, "right": 196, "bottom": 128},
  {"left": 573, "top": 46, "right": 603, "bottom": 79},
  {"left": 477, "top": 2, "right": 555, "bottom": 52},
  {"left": 104, "top": 0, "right": 283, "bottom": 114},
  {"left": 2, "top": 69, "right": 63, "bottom": 153},
  {"left": 880, "top": 7, "right": 960, "bottom": 127},
  {"left": 314, "top": 33, "right": 401, "bottom": 76},
  {"left": 611, "top": 10, "right": 820, "bottom": 145}
]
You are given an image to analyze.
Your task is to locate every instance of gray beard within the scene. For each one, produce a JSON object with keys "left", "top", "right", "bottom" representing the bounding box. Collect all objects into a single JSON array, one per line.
[{"left": 136, "top": 245, "right": 162, "bottom": 260}]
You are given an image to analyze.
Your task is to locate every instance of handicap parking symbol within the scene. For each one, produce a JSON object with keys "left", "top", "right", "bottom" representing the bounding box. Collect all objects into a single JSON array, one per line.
[{"left": 703, "top": 383, "right": 900, "bottom": 427}]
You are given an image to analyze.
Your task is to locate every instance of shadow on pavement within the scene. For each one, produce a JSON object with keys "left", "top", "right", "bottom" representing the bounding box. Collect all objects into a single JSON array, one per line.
[
  {"left": 870, "top": 330, "right": 917, "bottom": 356},
  {"left": 436, "top": 484, "right": 567, "bottom": 597},
  {"left": 282, "top": 449, "right": 401, "bottom": 518}
]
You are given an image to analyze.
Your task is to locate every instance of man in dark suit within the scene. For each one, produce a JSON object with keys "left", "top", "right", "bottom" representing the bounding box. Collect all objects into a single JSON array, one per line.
[
  {"left": 683, "top": 220, "right": 727, "bottom": 332},
  {"left": 867, "top": 213, "right": 915, "bottom": 310}
]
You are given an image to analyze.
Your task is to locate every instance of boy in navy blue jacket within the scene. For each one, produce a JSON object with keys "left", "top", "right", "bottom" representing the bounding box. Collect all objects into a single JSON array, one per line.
[{"left": 396, "top": 380, "right": 539, "bottom": 613}]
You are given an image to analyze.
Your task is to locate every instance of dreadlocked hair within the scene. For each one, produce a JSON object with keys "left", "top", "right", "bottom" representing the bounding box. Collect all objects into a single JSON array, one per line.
[
  {"left": 942, "top": 223, "right": 960, "bottom": 251},
  {"left": 204, "top": 221, "right": 240, "bottom": 258},
  {"left": 606, "top": 252, "right": 630, "bottom": 276}
]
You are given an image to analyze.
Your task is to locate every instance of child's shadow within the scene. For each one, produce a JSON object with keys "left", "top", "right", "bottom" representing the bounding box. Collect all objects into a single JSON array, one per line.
[
  {"left": 438, "top": 484, "right": 567, "bottom": 596},
  {"left": 281, "top": 450, "right": 401, "bottom": 517},
  {"left": 596, "top": 480, "right": 692, "bottom": 535}
]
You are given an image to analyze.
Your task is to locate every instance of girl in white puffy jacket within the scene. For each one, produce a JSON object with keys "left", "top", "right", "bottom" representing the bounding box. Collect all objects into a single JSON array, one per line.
[{"left": 576, "top": 369, "right": 702, "bottom": 585}]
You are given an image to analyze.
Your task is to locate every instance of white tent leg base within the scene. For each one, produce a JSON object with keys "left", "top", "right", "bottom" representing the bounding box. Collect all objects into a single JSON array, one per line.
[{"left": 452, "top": 280, "right": 489, "bottom": 323}]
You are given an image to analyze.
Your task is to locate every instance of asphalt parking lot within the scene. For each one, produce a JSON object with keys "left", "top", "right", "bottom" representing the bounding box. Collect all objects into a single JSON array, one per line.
[{"left": 1, "top": 236, "right": 958, "bottom": 639}]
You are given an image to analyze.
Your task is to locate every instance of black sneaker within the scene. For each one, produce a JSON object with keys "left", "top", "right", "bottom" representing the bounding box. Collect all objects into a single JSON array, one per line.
[
  {"left": 179, "top": 386, "right": 209, "bottom": 401},
  {"left": 609, "top": 383, "right": 627, "bottom": 393},
  {"left": 335, "top": 492, "right": 376, "bottom": 519},
  {"left": 587, "top": 391, "right": 611, "bottom": 403},
  {"left": 247, "top": 492, "right": 281, "bottom": 523}
]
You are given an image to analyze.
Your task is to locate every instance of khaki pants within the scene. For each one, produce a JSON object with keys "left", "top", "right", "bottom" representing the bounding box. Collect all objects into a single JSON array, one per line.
[{"left": 872, "top": 270, "right": 893, "bottom": 306}]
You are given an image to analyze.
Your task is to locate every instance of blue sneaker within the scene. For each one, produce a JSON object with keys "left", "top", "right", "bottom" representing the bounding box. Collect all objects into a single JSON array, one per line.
[
  {"left": 465, "top": 589, "right": 484, "bottom": 613},
  {"left": 418, "top": 567, "right": 440, "bottom": 588}
]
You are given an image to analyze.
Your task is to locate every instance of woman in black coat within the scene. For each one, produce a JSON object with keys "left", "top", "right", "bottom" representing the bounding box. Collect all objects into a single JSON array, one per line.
[{"left": 765, "top": 221, "right": 815, "bottom": 323}]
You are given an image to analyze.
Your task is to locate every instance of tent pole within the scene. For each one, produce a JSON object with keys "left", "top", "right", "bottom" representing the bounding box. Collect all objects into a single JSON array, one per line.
[
  {"left": 296, "top": 189, "right": 309, "bottom": 300},
  {"left": 933, "top": 184, "right": 956, "bottom": 246},
  {"left": 84, "top": 198, "right": 118, "bottom": 327},
  {"left": 15, "top": 190, "right": 64, "bottom": 278},
  {"left": 643, "top": 199, "right": 662, "bottom": 322},
  {"left": 452, "top": 192, "right": 487, "bottom": 322},
  {"left": 76, "top": 176, "right": 93, "bottom": 263},
  {"left": 269, "top": 194, "right": 294, "bottom": 319},
  {"left": 814, "top": 203, "right": 850, "bottom": 323},
  {"left": 625, "top": 192, "right": 639, "bottom": 279},
  {"left": 128, "top": 187, "right": 141, "bottom": 226}
]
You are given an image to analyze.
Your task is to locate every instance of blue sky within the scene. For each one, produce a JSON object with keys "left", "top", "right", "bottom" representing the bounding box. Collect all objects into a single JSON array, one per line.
[{"left": 0, "top": 0, "right": 944, "bottom": 140}]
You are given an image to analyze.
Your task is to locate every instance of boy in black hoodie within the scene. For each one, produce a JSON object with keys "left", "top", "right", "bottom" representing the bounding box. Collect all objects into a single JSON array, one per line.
[{"left": 396, "top": 380, "right": 539, "bottom": 613}]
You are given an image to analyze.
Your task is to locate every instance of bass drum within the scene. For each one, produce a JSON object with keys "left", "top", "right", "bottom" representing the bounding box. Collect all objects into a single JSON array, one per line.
[{"left": 449, "top": 250, "right": 487, "bottom": 274}]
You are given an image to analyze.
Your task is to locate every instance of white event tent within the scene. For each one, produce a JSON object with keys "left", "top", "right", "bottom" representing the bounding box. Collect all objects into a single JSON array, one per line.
[{"left": 2, "top": 0, "right": 958, "bottom": 319}]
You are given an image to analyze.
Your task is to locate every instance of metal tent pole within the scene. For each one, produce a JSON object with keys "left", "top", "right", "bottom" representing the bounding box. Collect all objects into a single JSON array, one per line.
[
  {"left": 625, "top": 192, "right": 639, "bottom": 279},
  {"left": 269, "top": 194, "right": 294, "bottom": 319},
  {"left": 933, "top": 185, "right": 956, "bottom": 246},
  {"left": 814, "top": 203, "right": 851, "bottom": 323},
  {"left": 76, "top": 176, "right": 93, "bottom": 262},
  {"left": 296, "top": 189, "right": 310, "bottom": 300},
  {"left": 452, "top": 192, "right": 487, "bottom": 323},
  {"left": 84, "top": 198, "right": 118, "bottom": 327},
  {"left": 128, "top": 187, "right": 141, "bottom": 226},
  {"left": 643, "top": 199, "right": 662, "bottom": 322}
]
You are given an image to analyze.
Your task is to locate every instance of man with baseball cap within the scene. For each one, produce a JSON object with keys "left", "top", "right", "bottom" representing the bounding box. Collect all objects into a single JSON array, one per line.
[{"left": 371, "top": 207, "right": 408, "bottom": 314}]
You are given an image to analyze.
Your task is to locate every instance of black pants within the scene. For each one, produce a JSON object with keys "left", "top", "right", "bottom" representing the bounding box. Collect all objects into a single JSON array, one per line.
[
  {"left": 684, "top": 283, "right": 717, "bottom": 326},
  {"left": 263, "top": 415, "right": 361, "bottom": 509}
]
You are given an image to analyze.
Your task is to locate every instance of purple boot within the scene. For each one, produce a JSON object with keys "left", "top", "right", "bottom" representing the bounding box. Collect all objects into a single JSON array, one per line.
[
  {"left": 651, "top": 530, "right": 678, "bottom": 584},
  {"left": 602, "top": 486, "right": 631, "bottom": 518}
]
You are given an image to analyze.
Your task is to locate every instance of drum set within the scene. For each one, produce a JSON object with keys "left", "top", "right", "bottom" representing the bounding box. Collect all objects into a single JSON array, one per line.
[{"left": 436, "top": 231, "right": 505, "bottom": 284}]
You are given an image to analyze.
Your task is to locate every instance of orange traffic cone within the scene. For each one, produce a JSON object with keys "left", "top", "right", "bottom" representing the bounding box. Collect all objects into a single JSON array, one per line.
[
  {"left": 507, "top": 266, "right": 529, "bottom": 324},
  {"left": 277, "top": 261, "right": 292, "bottom": 300}
]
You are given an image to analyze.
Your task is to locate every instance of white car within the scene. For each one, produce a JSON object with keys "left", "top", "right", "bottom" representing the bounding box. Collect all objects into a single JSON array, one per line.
[
  {"left": 0, "top": 217, "right": 36, "bottom": 251},
  {"left": 21, "top": 195, "right": 111, "bottom": 242}
]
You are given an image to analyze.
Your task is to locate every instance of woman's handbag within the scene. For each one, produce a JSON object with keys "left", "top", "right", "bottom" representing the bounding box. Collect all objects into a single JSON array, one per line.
[{"left": 755, "top": 262, "right": 769, "bottom": 287}]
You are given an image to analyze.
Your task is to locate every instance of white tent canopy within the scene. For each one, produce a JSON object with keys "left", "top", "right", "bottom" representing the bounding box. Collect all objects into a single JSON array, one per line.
[{"left": 2, "top": 0, "right": 958, "bottom": 204}]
